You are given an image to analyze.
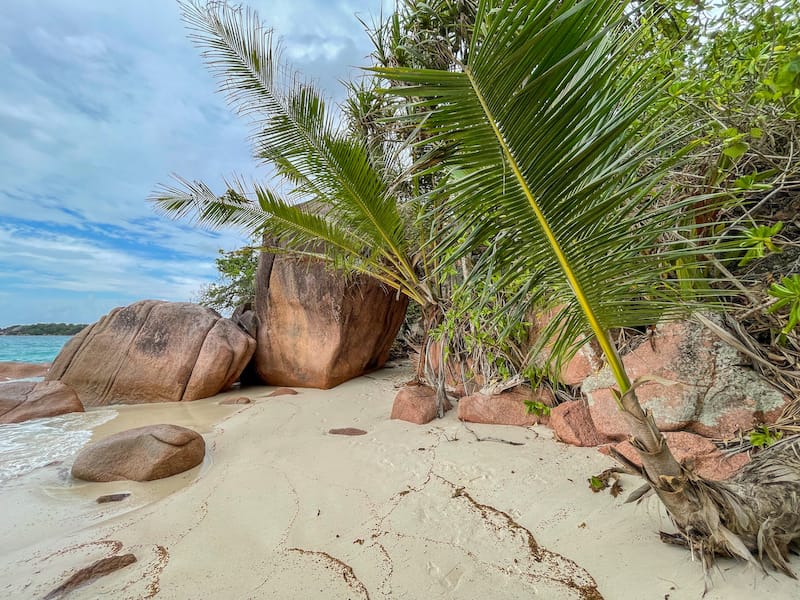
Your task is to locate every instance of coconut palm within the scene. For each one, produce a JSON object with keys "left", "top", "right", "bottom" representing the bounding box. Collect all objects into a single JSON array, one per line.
[
  {"left": 152, "top": 6, "right": 432, "bottom": 338},
  {"left": 152, "top": 1, "right": 492, "bottom": 414},
  {"left": 377, "top": 0, "right": 800, "bottom": 579},
  {"left": 154, "top": 1, "right": 428, "bottom": 301}
]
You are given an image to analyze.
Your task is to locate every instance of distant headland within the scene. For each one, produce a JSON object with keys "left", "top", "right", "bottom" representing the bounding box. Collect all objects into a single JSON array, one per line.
[{"left": 0, "top": 323, "right": 87, "bottom": 336}]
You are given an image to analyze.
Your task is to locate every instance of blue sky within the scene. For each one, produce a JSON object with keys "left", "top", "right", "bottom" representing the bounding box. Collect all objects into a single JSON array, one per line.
[{"left": 0, "top": 0, "right": 390, "bottom": 326}]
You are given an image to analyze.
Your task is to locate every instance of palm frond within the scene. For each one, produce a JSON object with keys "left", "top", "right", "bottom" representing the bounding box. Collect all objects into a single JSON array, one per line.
[
  {"left": 152, "top": 2, "right": 426, "bottom": 301},
  {"left": 178, "top": 1, "right": 410, "bottom": 258},
  {"left": 152, "top": 174, "right": 429, "bottom": 302},
  {"left": 377, "top": 0, "right": 733, "bottom": 390}
]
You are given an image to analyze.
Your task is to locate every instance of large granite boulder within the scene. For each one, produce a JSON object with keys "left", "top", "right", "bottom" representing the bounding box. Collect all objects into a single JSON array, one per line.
[
  {"left": 0, "top": 381, "right": 84, "bottom": 424},
  {"left": 582, "top": 319, "right": 791, "bottom": 440},
  {"left": 254, "top": 252, "right": 408, "bottom": 388},
  {"left": 47, "top": 300, "right": 256, "bottom": 406},
  {"left": 71, "top": 424, "right": 205, "bottom": 482}
]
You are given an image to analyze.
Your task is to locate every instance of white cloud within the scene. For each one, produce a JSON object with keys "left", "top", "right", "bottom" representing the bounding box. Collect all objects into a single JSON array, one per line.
[
  {"left": 0, "top": 0, "right": 392, "bottom": 326},
  {"left": 0, "top": 223, "right": 217, "bottom": 299}
]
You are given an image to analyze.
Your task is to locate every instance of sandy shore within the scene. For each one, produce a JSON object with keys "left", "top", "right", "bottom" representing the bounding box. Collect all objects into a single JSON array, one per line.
[
  {"left": 0, "top": 361, "right": 50, "bottom": 382},
  {"left": 0, "top": 364, "right": 796, "bottom": 599}
]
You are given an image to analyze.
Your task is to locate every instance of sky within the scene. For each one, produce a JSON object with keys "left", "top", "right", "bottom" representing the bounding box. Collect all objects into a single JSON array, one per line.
[{"left": 0, "top": 0, "right": 391, "bottom": 327}]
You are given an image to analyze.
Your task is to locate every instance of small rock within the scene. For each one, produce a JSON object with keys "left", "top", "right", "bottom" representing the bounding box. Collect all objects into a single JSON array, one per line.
[
  {"left": 96, "top": 493, "right": 131, "bottom": 504},
  {"left": 549, "top": 400, "right": 610, "bottom": 447},
  {"left": 0, "top": 381, "right": 83, "bottom": 424},
  {"left": 219, "top": 396, "right": 251, "bottom": 405},
  {"left": 329, "top": 428, "right": 368, "bottom": 436},
  {"left": 72, "top": 424, "right": 205, "bottom": 482},
  {"left": 44, "top": 553, "right": 137, "bottom": 599},
  {"left": 267, "top": 387, "right": 298, "bottom": 397},
  {"left": 458, "top": 387, "right": 553, "bottom": 427},
  {"left": 390, "top": 385, "right": 451, "bottom": 425}
]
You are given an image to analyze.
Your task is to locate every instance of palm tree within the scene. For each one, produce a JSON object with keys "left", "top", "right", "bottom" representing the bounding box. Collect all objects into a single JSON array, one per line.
[
  {"left": 152, "top": 1, "right": 452, "bottom": 392},
  {"left": 153, "top": 1, "right": 518, "bottom": 414},
  {"left": 155, "top": 1, "right": 429, "bottom": 302},
  {"left": 377, "top": 0, "right": 800, "bottom": 579}
]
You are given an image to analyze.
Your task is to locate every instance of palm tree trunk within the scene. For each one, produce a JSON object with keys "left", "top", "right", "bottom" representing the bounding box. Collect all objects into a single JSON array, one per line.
[
  {"left": 416, "top": 303, "right": 449, "bottom": 418},
  {"left": 615, "top": 387, "right": 800, "bottom": 578}
]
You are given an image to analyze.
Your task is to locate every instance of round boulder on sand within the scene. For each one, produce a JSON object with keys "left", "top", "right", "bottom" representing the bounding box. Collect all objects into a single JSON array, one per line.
[
  {"left": 71, "top": 424, "right": 205, "bottom": 482},
  {"left": 391, "top": 384, "right": 450, "bottom": 425}
]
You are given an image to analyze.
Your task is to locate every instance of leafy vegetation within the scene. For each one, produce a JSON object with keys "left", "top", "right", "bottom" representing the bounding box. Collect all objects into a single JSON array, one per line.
[
  {"left": 154, "top": 0, "right": 800, "bottom": 579},
  {"left": 153, "top": 0, "right": 485, "bottom": 416},
  {"left": 750, "top": 425, "right": 784, "bottom": 448},
  {"left": 376, "top": 0, "right": 800, "bottom": 577},
  {"left": 195, "top": 245, "right": 259, "bottom": 312},
  {"left": 768, "top": 274, "right": 800, "bottom": 339},
  {"left": 0, "top": 323, "right": 87, "bottom": 336}
]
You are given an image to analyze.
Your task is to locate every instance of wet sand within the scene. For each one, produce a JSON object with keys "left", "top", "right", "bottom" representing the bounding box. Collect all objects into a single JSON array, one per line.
[{"left": 0, "top": 365, "right": 796, "bottom": 599}]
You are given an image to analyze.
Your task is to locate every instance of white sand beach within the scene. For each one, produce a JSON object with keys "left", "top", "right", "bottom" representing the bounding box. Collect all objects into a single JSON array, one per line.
[{"left": 0, "top": 363, "right": 796, "bottom": 599}]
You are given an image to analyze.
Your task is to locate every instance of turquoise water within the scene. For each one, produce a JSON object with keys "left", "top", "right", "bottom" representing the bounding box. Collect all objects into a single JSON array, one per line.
[
  {"left": 0, "top": 334, "right": 107, "bottom": 484},
  {"left": 0, "top": 336, "right": 73, "bottom": 363}
]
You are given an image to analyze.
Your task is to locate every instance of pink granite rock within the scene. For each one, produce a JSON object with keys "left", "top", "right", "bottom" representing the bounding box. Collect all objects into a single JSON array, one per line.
[
  {"left": 390, "top": 384, "right": 450, "bottom": 425},
  {"left": 47, "top": 300, "right": 255, "bottom": 405},
  {"left": 267, "top": 387, "right": 298, "bottom": 397},
  {"left": 457, "top": 387, "right": 553, "bottom": 426},
  {"left": 549, "top": 400, "right": 611, "bottom": 447},
  {"left": 254, "top": 252, "right": 408, "bottom": 389},
  {"left": 524, "top": 306, "right": 603, "bottom": 386},
  {"left": 71, "top": 424, "right": 205, "bottom": 482},
  {"left": 329, "top": 428, "right": 368, "bottom": 436},
  {"left": 0, "top": 381, "right": 84, "bottom": 424},
  {"left": 219, "top": 396, "right": 252, "bottom": 405},
  {"left": 583, "top": 319, "right": 791, "bottom": 440},
  {"left": 559, "top": 340, "right": 604, "bottom": 387},
  {"left": 0, "top": 362, "right": 50, "bottom": 382}
]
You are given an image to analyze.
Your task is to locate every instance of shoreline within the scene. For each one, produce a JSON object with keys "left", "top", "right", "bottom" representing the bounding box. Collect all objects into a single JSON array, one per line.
[{"left": 0, "top": 366, "right": 796, "bottom": 598}]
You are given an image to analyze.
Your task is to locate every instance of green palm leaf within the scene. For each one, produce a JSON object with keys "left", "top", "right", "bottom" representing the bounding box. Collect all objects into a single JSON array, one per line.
[
  {"left": 377, "top": 0, "right": 730, "bottom": 393},
  {"left": 151, "top": 1, "right": 429, "bottom": 304},
  {"left": 379, "top": 6, "right": 788, "bottom": 571}
]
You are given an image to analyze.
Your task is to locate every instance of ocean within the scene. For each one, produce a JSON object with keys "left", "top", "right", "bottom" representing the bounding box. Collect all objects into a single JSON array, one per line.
[
  {"left": 0, "top": 335, "right": 73, "bottom": 363},
  {"left": 0, "top": 334, "right": 116, "bottom": 484},
  {"left": 0, "top": 410, "right": 117, "bottom": 484}
]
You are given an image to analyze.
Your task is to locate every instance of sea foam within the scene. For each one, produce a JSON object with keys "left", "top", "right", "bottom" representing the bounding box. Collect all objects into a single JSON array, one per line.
[{"left": 0, "top": 410, "right": 117, "bottom": 484}]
